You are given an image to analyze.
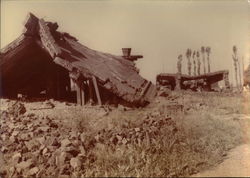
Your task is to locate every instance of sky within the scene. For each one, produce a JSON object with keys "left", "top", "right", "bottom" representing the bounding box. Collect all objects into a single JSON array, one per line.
[{"left": 1, "top": 0, "right": 249, "bottom": 85}]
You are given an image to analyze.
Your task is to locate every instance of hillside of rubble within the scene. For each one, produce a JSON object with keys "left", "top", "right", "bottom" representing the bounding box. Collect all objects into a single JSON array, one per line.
[{"left": 0, "top": 90, "right": 250, "bottom": 177}]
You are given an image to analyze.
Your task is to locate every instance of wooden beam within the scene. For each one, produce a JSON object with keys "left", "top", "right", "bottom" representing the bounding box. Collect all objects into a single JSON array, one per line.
[
  {"left": 80, "top": 82, "right": 85, "bottom": 105},
  {"left": 140, "top": 81, "right": 152, "bottom": 97},
  {"left": 88, "top": 80, "right": 94, "bottom": 104},
  {"left": 92, "top": 76, "right": 102, "bottom": 105},
  {"left": 76, "top": 82, "right": 82, "bottom": 105}
]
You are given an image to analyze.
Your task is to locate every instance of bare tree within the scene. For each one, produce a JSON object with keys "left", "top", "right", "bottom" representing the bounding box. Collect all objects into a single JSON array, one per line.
[
  {"left": 232, "top": 45, "right": 238, "bottom": 88},
  {"left": 186, "top": 49, "right": 192, "bottom": 75},
  {"left": 192, "top": 51, "right": 196, "bottom": 76},
  {"left": 196, "top": 51, "right": 201, "bottom": 75},
  {"left": 206, "top": 47, "right": 211, "bottom": 73},
  {"left": 201, "top": 46, "right": 206, "bottom": 74},
  {"left": 177, "top": 54, "right": 183, "bottom": 74}
]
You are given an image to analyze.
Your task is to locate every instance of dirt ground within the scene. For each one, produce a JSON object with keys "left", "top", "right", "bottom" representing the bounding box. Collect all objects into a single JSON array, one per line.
[
  {"left": 194, "top": 144, "right": 250, "bottom": 177},
  {"left": 0, "top": 90, "right": 250, "bottom": 177}
]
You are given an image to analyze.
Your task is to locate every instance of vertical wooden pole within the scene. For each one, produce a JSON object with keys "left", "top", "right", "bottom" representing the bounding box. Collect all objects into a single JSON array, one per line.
[
  {"left": 76, "top": 81, "right": 82, "bottom": 105},
  {"left": 81, "top": 82, "right": 85, "bottom": 105},
  {"left": 92, "top": 76, "right": 102, "bottom": 105},
  {"left": 88, "top": 80, "right": 94, "bottom": 104}
]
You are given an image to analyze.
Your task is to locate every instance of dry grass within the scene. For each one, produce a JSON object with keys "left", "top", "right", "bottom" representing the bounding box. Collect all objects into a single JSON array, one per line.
[
  {"left": 65, "top": 91, "right": 250, "bottom": 177},
  {"left": 1, "top": 91, "right": 249, "bottom": 177}
]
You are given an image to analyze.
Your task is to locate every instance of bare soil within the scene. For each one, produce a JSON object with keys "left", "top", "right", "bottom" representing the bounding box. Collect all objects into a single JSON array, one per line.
[{"left": 194, "top": 144, "right": 250, "bottom": 177}]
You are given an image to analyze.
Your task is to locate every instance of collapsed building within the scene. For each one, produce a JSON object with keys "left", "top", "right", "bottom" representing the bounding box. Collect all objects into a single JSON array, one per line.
[
  {"left": 0, "top": 13, "right": 156, "bottom": 107},
  {"left": 244, "top": 64, "right": 250, "bottom": 87},
  {"left": 156, "top": 70, "right": 230, "bottom": 91}
]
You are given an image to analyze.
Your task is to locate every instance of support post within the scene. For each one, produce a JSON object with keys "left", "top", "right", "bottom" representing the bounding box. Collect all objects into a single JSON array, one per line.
[
  {"left": 81, "top": 82, "right": 85, "bottom": 105},
  {"left": 88, "top": 80, "right": 94, "bottom": 104},
  {"left": 76, "top": 81, "right": 82, "bottom": 105},
  {"left": 92, "top": 76, "right": 102, "bottom": 105}
]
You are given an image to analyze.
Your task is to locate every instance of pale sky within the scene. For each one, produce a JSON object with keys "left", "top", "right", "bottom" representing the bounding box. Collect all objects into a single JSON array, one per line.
[{"left": 1, "top": 0, "right": 249, "bottom": 85}]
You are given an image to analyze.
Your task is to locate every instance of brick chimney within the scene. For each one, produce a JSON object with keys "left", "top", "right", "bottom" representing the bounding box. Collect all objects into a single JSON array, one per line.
[
  {"left": 121, "top": 48, "right": 143, "bottom": 62},
  {"left": 122, "top": 48, "right": 131, "bottom": 57}
]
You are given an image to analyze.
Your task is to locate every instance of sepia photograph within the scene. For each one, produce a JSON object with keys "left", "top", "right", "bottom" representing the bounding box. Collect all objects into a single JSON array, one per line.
[{"left": 0, "top": 0, "right": 250, "bottom": 177}]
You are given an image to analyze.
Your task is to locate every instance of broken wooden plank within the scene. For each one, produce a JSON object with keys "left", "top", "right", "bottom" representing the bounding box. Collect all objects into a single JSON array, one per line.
[
  {"left": 54, "top": 57, "right": 73, "bottom": 71},
  {"left": 39, "top": 19, "right": 61, "bottom": 58},
  {"left": 92, "top": 76, "right": 102, "bottom": 105},
  {"left": 0, "top": 35, "right": 27, "bottom": 54},
  {"left": 140, "top": 81, "right": 152, "bottom": 98}
]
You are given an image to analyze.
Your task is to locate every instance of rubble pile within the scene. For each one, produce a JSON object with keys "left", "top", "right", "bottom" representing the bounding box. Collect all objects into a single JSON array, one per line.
[
  {"left": 0, "top": 102, "right": 87, "bottom": 177},
  {"left": 0, "top": 102, "right": 177, "bottom": 177},
  {"left": 95, "top": 114, "right": 178, "bottom": 147}
]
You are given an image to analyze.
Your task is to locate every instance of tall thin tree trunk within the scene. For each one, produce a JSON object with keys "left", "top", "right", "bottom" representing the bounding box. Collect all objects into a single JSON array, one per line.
[
  {"left": 234, "top": 62, "right": 238, "bottom": 88},
  {"left": 197, "top": 58, "right": 201, "bottom": 75},
  {"left": 207, "top": 55, "right": 210, "bottom": 73},
  {"left": 193, "top": 59, "right": 196, "bottom": 76},
  {"left": 202, "top": 54, "right": 206, "bottom": 74},
  {"left": 238, "top": 60, "right": 242, "bottom": 88},
  {"left": 188, "top": 58, "right": 191, "bottom": 75}
]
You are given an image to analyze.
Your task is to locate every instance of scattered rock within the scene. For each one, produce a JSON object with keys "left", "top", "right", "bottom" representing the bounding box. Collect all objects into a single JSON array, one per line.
[
  {"left": 16, "top": 159, "right": 33, "bottom": 170},
  {"left": 63, "top": 146, "right": 79, "bottom": 157},
  {"left": 42, "top": 148, "right": 48, "bottom": 155},
  {"left": 37, "top": 126, "right": 50, "bottom": 133},
  {"left": 24, "top": 140, "right": 40, "bottom": 151},
  {"left": 134, "top": 128, "right": 140, "bottom": 132},
  {"left": 97, "top": 110, "right": 109, "bottom": 117},
  {"left": 70, "top": 157, "right": 81, "bottom": 169},
  {"left": 12, "top": 153, "right": 22, "bottom": 164},
  {"left": 27, "top": 167, "right": 39, "bottom": 176},
  {"left": 44, "top": 100, "right": 55, "bottom": 109},
  {"left": 8, "top": 167, "right": 15, "bottom": 177},
  {"left": 61, "top": 139, "right": 72, "bottom": 147},
  {"left": 56, "top": 152, "right": 72, "bottom": 167},
  {"left": 122, "top": 138, "right": 128, "bottom": 145},
  {"left": 12, "top": 131, "right": 19, "bottom": 137},
  {"left": 36, "top": 136, "right": 46, "bottom": 145},
  {"left": 45, "top": 137, "right": 60, "bottom": 147},
  {"left": 19, "top": 133, "right": 30, "bottom": 141},
  {"left": 7, "top": 102, "right": 26, "bottom": 117}
]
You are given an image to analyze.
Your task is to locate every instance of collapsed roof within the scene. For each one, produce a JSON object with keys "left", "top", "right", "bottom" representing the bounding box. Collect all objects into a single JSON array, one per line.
[
  {"left": 244, "top": 64, "right": 250, "bottom": 86},
  {"left": 156, "top": 70, "right": 230, "bottom": 90},
  {"left": 0, "top": 13, "right": 156, "bottom": 106}
]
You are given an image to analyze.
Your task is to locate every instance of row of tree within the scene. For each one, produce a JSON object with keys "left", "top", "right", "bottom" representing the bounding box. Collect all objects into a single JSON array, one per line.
[
  {"left": 177, "top": 46, "right": 211, "bottom": 76},
  {"left": 177, "top": 45, "right": 244, "bottom": 88}
]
